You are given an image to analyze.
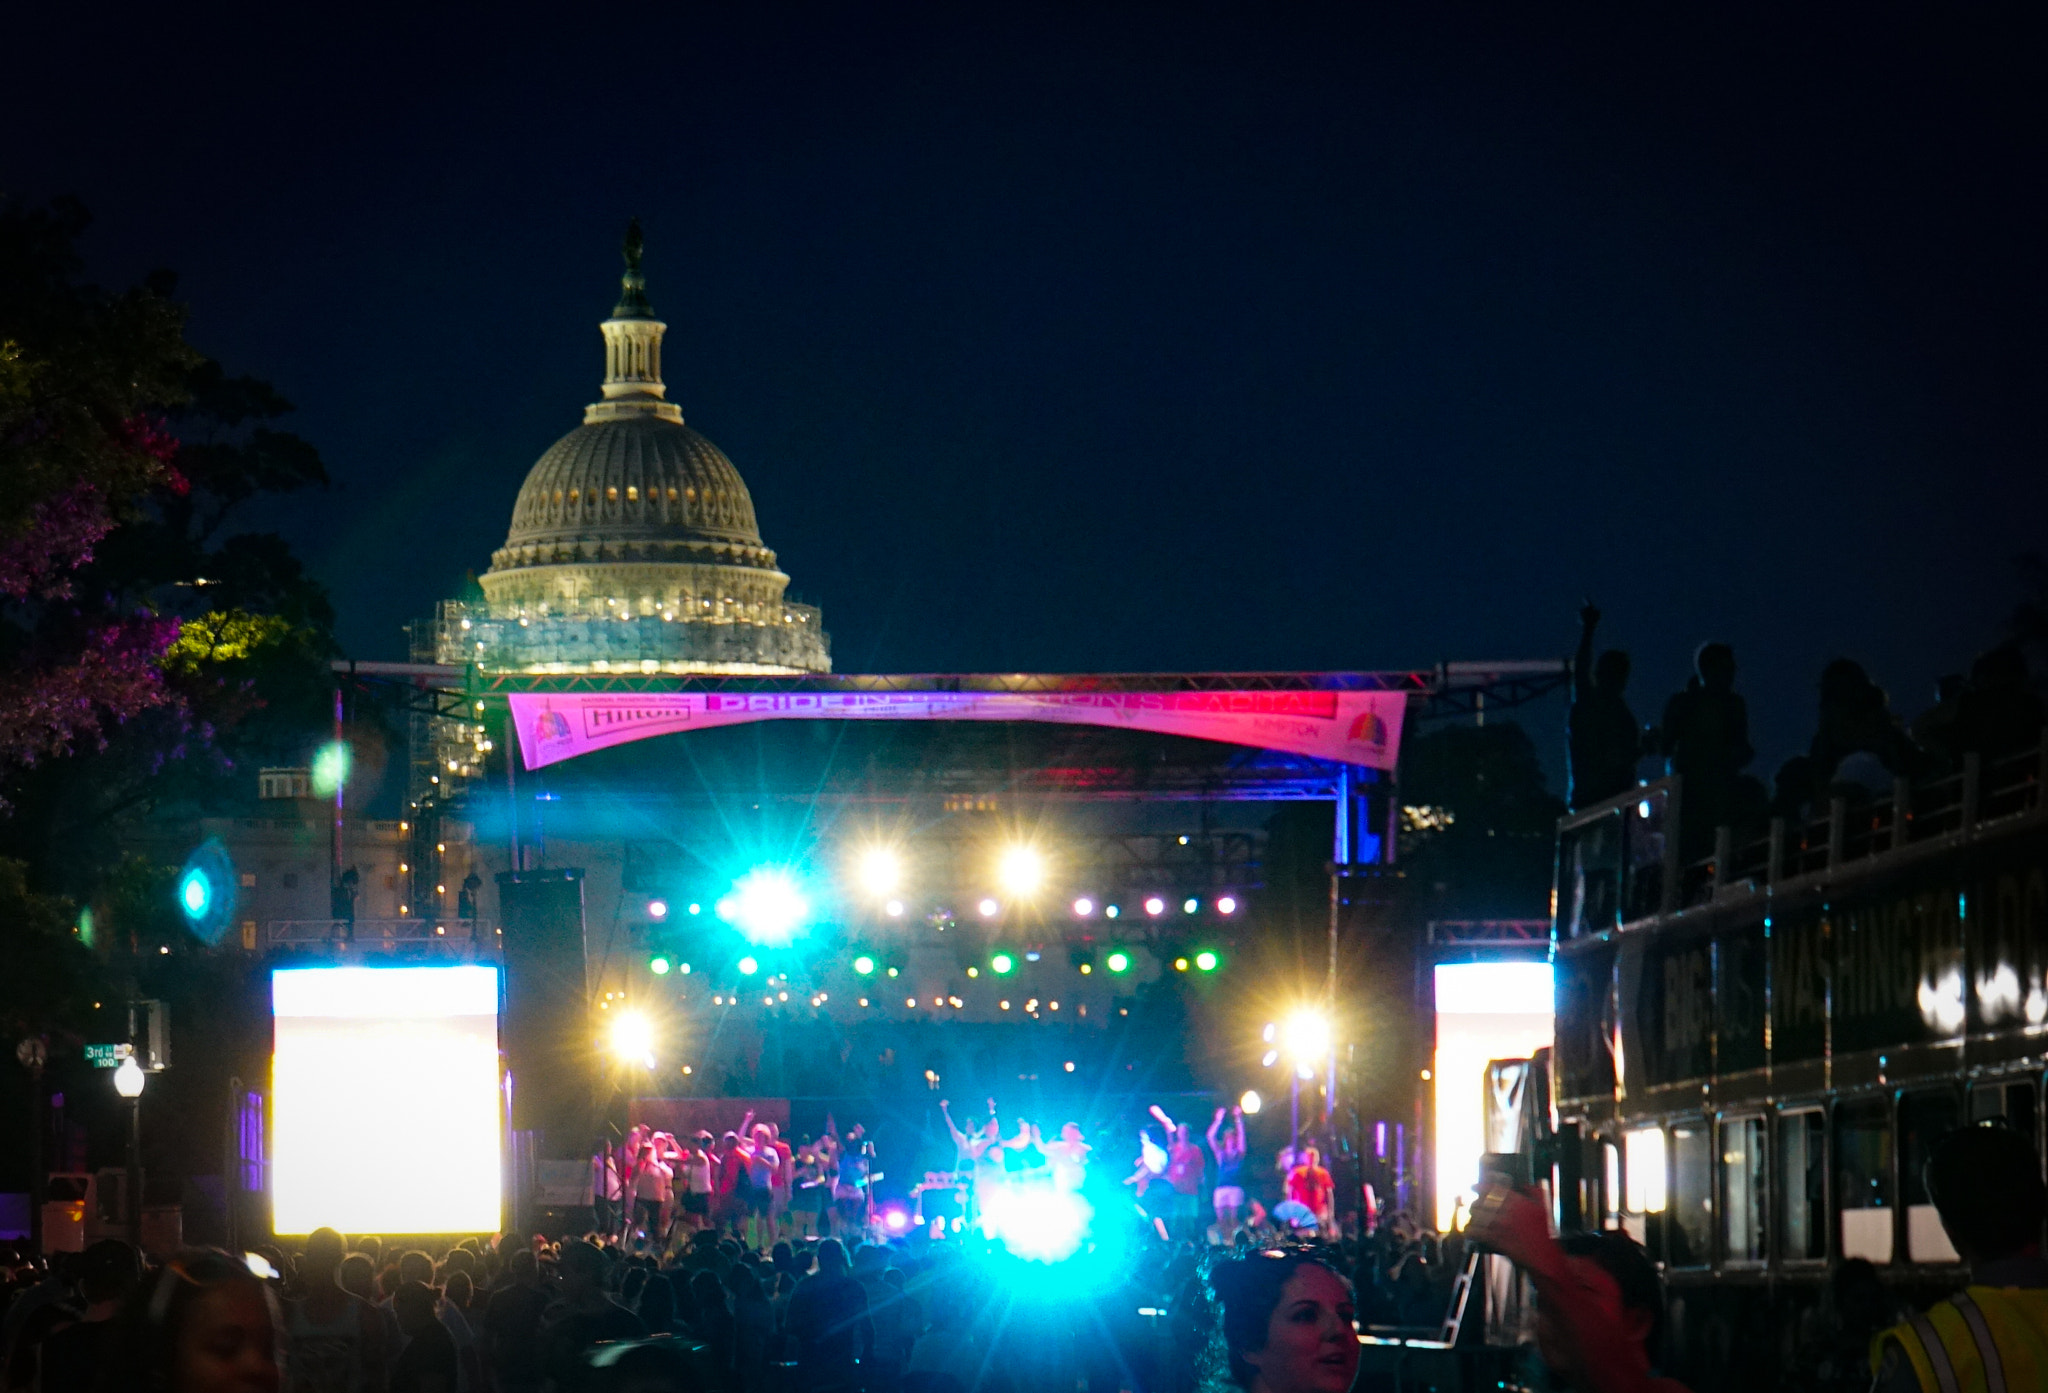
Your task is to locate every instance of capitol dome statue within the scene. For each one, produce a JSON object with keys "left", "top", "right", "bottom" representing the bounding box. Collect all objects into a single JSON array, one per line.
[{"left": 442, "top": 223, "right": 830, "bottom": 675}]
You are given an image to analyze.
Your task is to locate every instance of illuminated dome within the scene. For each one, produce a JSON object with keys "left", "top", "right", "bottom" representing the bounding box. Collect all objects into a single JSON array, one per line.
[{"left": 454, "top": 223, "right": 830, "bottom": 675}]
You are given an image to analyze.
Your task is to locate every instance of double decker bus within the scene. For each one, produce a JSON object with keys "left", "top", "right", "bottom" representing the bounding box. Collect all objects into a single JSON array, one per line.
[{"left": 1546, "top": 744, "right": 2048, "bottom": 1389}]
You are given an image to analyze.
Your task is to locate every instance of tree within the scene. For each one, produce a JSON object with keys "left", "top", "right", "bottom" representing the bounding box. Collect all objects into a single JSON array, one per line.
[
  {"left": 0, "top": 196, "right": 198, "bottom": 779},
  {"left": 0, "top": 197, "right": 336, "bottom": 965},
  {"left": 1397, "top": 719, "right": 1564, "bottom": 921}
]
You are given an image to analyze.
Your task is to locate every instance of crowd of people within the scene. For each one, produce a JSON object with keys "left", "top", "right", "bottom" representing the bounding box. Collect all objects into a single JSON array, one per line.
[
  {"left": 3, "top": 1119, "right": 2041, "bottom": 1392},
  {"left": 592, "top": 1117, "right": 875, "bottom": 1253},
  {"left": 1568, "top": 604, "right": 2046, "bottom": 851}
]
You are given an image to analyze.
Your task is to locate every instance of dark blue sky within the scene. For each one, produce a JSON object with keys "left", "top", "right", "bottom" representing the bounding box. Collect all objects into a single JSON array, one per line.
[{"left": 6, "top": 4, "right": 2043, "bottom": 777}]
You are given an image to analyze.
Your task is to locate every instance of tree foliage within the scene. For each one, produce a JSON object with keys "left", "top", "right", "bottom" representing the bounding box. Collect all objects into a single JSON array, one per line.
[
  {"left": 1397, "top": 719, "right": 1564, "bottom": 920},
  {"left": 0, "top": 196, "right": 337, "bottom": 937}
]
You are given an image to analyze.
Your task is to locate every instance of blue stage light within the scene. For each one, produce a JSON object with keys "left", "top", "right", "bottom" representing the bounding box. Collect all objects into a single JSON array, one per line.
[
  {"left": 979, "top": 1185, "right": 1093, "bottom": 1263},
  {"left": 715, "top": 867, "right": 808, "bottom": 945}
]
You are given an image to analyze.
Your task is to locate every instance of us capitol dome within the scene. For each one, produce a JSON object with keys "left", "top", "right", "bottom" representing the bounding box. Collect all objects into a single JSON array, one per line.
[{"left": 440, "top": 223, "right": 830, "bottom": 676}]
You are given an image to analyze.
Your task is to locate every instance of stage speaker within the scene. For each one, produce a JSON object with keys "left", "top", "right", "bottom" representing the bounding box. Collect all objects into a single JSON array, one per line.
[{"left": 497, "top": 869, "right": 592, "bottom": 1159}]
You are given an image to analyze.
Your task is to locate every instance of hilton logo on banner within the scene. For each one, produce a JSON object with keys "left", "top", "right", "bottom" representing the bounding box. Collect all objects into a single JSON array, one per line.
[
  {"left": 530, "top": 697, "right": 693, "bottom": 750},
  {"left": 511, "top": 688, "right": 1407, "bottom": 772},
  {"left": 1347, "top": 709, "right": 1391, "bottom": 752}
]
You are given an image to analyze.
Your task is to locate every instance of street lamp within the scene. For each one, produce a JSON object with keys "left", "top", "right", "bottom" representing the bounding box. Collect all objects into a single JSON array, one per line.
[{"left": 113, "top": 1056, "right": 146, "bottom": 1251}]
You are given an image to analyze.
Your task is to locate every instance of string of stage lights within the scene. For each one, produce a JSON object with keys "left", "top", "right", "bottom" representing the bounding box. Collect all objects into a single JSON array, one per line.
[{"left": 630, "top": 838, "right": 1244, "bottom": 996}]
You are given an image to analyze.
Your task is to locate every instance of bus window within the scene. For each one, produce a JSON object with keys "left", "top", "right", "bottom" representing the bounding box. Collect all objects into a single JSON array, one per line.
[
  {"left": 1901, "top": 1090, "right": 1963, "bottom": 1263},
  {"left": 1623, "top": 1126, "right": 1665, "bottom": 1247},
  {"left": 1836, "top": 1099, "right": 1894, "bottom": 1264},
  {"left": 1670, "top": 1121, "right": 1712, "bottom": 1266},
  {"left": 1779, "top": 1110, "right": 1826, "bottom": 1262},
  {"left": 1970, "top": 1077, "right": 2038, "bottom": 1145},
  {"left": 1721, "top": 1116, "right": 1766, "bottom": 1264}
]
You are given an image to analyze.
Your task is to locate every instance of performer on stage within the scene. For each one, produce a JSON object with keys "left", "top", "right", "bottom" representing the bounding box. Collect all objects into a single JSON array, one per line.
[
  {"left": 940, "top": 1098, "right": 1007, "bottom": 1218},
  {"left": 630, "top": 1139, "right": 672, "bottom": 1249},
  {"left": 678, "top": 1131, "right": 714, "bottom": 1234},
  {"left": 1207, "top": 1105, "right": 1248, "bottom": 1239},
  {"left": 590, "top": 1139, "right": 624, "bottom": 1235},
  {"left": 1151, "top": 1104, "right": 1210, "bottom": 1242},
  {"left": 1042, "top": 1122, "right": 1092, "bottom": 1193}
]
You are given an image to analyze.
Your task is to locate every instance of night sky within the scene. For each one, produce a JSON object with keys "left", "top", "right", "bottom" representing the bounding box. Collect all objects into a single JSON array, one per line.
[{"left": 7, "top": 5, "right": 2043, "bottom": 778}]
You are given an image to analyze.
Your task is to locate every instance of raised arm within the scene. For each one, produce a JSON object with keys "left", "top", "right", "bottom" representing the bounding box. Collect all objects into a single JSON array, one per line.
[
  {"left": 1148, "top": 1103, "right": 1177, "bottom": 1134},
  {"left": 1205, "top": 1108, "right": 1225, "bottom": 1160},
  {"left": 1466, "top": 1186, "right": 1663, "bottom": 1393},
  {"left": 939, "top": 1100, "right": 969, "bottom": 1150}
]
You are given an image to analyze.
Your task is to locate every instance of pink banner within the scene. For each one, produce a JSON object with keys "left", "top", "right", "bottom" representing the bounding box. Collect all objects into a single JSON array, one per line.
[{"left": 509, "top": 688, "right": 1405, "bottom": 771}]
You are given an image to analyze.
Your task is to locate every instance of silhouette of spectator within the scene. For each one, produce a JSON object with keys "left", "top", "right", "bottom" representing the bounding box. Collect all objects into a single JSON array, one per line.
[
  {"left": 1568, "top": 603, "right": 1644, "bottom": 811},
  {"left": 1807, "top": 659, "right": 1920, "bottom": 794},
  {"left": 1956, "top": 641, "right": 2045, "bottom": 761},
  {"left": 1656, "top": 642, "right": 1754, "bottom": 856},
  {"left": 1911, "top": 674, "right": 1968, "bottom": 776}
]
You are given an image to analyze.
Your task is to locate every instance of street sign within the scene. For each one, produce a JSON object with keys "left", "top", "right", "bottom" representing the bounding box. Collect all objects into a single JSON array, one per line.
[{"left": 84, "top": 1043, "right": 133, "bottom": 1069}]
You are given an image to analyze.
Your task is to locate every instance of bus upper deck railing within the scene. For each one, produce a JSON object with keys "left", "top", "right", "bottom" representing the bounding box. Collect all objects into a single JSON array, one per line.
[{"left": 1555, "top": 742, "right": 2047, "bottom": 938}]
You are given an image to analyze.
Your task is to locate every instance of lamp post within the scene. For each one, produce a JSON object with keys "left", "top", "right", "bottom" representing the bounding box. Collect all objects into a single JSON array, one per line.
[{"left": 112, "top": 1055, "right": 146, "bottom": 1252}]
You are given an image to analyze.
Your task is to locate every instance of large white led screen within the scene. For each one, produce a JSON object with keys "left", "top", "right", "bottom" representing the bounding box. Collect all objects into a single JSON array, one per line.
[
  {"left": 272, "top": 965, "right": 502, "bottom": 1234},
  {"left": 1434, "top": 961, "right": 1553, "bottom": 1231}
]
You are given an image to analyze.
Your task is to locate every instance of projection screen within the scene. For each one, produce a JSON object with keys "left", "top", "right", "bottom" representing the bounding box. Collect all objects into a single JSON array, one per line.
[
  {"left": 1433, "top": 960, "right": 1554, "bottom": 1231},
  {"left": 272, "top": 964, "right": 502, "bottom": 1234}
]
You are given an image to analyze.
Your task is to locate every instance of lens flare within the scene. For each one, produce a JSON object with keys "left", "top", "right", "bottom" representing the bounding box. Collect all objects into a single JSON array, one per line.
[{"left": 716, "top": 868, "right": 808, "bottom": 945}]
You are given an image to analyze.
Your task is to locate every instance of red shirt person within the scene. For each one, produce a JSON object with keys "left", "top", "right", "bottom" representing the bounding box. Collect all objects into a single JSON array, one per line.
[{"left": 1285, "top": 1146, "right": 1335, "bottom": 1230}]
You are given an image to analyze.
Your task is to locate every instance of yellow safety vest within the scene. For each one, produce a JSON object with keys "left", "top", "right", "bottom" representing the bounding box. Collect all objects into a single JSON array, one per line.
[{"left": 1870, "top": 1285, "right": 2048, "bottom": 1393}]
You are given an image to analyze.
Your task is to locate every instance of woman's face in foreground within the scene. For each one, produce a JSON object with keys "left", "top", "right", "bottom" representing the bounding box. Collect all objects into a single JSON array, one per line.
[{"left": 1244, "top": 1266, "right": 1359, "bottom": 1393}]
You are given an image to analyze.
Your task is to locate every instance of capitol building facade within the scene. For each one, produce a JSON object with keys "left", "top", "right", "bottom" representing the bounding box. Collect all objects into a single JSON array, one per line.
[{"left": 437, "top": 225, "right": 830, "bottom": 677}]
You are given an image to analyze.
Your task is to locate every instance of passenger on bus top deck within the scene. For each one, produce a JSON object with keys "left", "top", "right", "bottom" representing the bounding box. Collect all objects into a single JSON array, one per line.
[
  {"left": 1870, "top": 1124, "right": 2048, "bottom": 1393},
  {"left": 1463, "top": 1181, "right": 1690, "bottom": 1393},
  {"left": 1568, "top": 603, "right": 1644, "bottom": 813}
]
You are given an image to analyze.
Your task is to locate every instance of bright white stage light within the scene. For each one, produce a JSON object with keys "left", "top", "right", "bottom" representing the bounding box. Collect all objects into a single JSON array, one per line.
[
  {"left": 858, "top": 848, "right": 901, "bottom": 897},
  {"left": 717, "top": 868, "right": 808, "bottom": 945},
  {"left": 1240, "top": 1090, "right": 1262, "bottom": 1114},
  {"left": 1144, "top": 896, "right": 1166, "bottom": 917},
  {"left": 1072, "top": 897, "right": 1094, "bottom": 917},
  {"left": 610, "top": 1010, "right": 654, "bottom": 1062},
  {"left": 978, "top": 897, "right": 1000, "bottom": 918},
  {"left": 885, "top": 899, "right": 905, "bottom": 918},
  {"left": 979, "top": 1183, "right": 1093, "bottom": 1263},
  {"left": 1281, "top": 1009, "right": 1331, "bottom": 1063},
  {"left": 998, "top": 846, "right": 1045, "bottom": 897},
  {"left": 272, "top": 965, "right": 501, "bottom": 1235},
  {"left": 1216, "top": 895, "right": 1238, "bottom": 915}
]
